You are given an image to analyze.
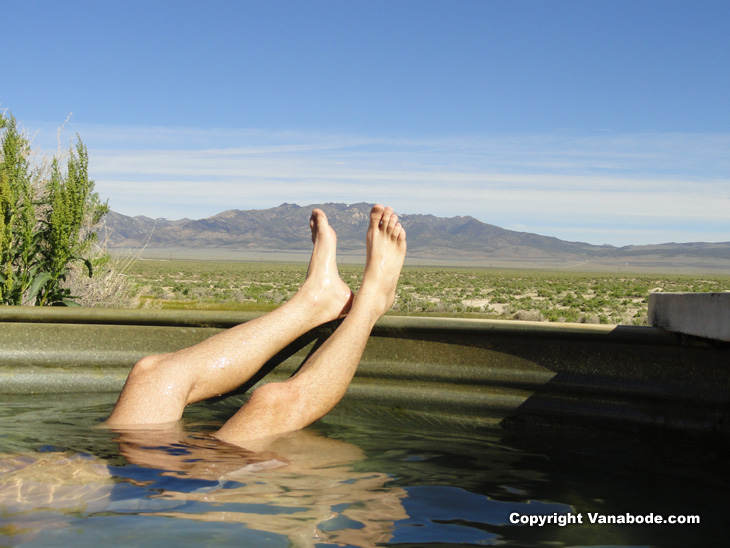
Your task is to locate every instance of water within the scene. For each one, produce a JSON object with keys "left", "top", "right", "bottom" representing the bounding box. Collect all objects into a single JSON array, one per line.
[{"left": 1, "top": 393, "right": 728, "bottom": 547}]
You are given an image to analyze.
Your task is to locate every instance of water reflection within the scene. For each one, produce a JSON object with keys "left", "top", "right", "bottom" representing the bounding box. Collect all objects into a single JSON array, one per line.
[
  {"left": 1, "top": 452, "right": 114, "bottom": 544},
  {"left": 1, "top": 427, "right": 409, "bottom": 547},
  {"left": 3, "top": 395, "right": 727, "bottom": 547},
  {"left": 112, "top": 427, "right": 409, "bottom": 547}
]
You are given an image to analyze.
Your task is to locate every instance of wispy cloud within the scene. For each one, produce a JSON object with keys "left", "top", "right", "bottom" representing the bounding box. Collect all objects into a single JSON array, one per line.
[{"left": 26, "top": 122, "right": 730, "bottom": 245}]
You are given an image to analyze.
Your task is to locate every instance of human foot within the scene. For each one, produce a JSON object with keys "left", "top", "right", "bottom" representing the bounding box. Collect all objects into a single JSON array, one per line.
[
  {"left": 298, "top": 209, "right": 354, "bottom": 321},
  {"left": 353, "top": 204, "right": 407, "bottom": 320}
]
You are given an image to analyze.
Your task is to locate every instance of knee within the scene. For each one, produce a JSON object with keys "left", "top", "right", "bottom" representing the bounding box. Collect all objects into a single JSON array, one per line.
[
  {"left": 248, "top": 381, "right": 299, "bottom": 412},
  {"left": 127, "top": 354, "right": 167, "bottom": 383}
]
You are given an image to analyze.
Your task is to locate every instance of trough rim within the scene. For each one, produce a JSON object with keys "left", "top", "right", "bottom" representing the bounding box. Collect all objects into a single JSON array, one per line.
[{"left": 0, "top": 305, "right": 677, "bottom": 346}]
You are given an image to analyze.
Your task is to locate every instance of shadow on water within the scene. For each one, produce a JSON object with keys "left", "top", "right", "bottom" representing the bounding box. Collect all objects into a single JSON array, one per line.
[{"left": 334, "top": 319, "right": 730, "bottom": 547}]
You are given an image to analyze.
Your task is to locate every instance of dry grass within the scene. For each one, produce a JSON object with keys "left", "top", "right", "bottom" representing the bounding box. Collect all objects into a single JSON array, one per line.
[{"left": 64, "top": 249, "right": 139, "bottom": 308}]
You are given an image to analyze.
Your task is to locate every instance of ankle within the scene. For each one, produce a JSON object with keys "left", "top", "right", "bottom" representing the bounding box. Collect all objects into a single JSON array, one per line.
[
  {"left": 350, "top": 289, "right": 390, "bottom": 325},
  {"left": 289, "top": 282, "right": 352, "bottom": 324}
]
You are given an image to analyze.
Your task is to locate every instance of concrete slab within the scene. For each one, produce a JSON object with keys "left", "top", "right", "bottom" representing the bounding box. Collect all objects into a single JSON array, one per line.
[{"left": 648, "top": 292, "right": 730, "bottom": 342}]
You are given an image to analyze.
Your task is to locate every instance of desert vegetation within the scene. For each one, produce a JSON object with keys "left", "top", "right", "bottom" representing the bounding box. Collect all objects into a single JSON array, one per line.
[
  {"left": 125, "top": 258, "right": 729, "bottom": 325},
  {"left": 0, "top": 112, "right": 119, "bottom": 306}
]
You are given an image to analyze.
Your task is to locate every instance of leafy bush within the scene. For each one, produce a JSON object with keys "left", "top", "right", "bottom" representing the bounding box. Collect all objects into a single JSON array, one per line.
[{"left": 0, "top": 112, "right": 108, "bottom": 306}]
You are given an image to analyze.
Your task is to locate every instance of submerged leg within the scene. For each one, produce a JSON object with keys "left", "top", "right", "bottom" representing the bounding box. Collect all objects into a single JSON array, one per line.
[
  {"left": 215, "top": 204, "right": 407, "bottom": 445},
  {"left": 106, "top": 209, "right": 354, "bottom": 426}
]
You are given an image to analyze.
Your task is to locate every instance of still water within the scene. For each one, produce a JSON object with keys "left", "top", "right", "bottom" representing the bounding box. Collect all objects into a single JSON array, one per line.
[{"left": 1, "top": 393, "right": 727, "bottom": 547}]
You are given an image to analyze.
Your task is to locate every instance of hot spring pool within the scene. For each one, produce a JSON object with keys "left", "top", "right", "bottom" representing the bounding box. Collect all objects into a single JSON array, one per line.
[{"left": 1, "top": 392, "right": 727, "bottom": 547}]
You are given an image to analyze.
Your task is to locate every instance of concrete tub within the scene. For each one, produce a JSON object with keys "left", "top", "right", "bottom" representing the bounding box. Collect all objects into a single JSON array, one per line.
[{"left": 1, "top": 307, "right": 728, "bottom": 441}]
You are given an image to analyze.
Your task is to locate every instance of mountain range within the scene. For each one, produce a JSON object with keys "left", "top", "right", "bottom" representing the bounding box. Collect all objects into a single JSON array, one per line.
[{"left": 103, "top": 202, "right": 730, "bottom": 269}]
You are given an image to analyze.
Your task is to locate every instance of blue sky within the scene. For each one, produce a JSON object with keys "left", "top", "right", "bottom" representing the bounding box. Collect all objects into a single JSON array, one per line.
[{"left": 2, "top": 0, "right": 728, "bottom": 246}]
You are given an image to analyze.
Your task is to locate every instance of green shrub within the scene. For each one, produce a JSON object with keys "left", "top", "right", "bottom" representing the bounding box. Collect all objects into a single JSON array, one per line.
[{"left": 0, "top": 112, "right": 108, "bottom": 306}]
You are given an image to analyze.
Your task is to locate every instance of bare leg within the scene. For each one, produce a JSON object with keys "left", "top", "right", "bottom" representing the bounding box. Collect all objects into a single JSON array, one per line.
[
  {"left": 215, "top": 204, "right": 406, "bottom": 446},
  {"left": 106, "top": 209, "right": 354, "bottom": 426}
]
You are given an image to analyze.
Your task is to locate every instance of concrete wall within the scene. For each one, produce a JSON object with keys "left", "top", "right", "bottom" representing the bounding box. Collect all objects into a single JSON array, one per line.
[{"left": 649, "top": 292, "right": 730, "bottom": 342}]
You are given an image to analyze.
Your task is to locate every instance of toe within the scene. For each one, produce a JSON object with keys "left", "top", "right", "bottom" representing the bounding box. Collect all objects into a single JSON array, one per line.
[
  {"left": 312, "top": 209, "right": 327, "bottom": 225},
  {"left": 392, "top": 222, "right": 403, "bottom": 239},
  {"left": 380, "top": 207, "right": 394, "bottom": 230},
  {"left": 370, "top": 204, "right": 386, "bottom": 227},
  {"left": 387, "top": 213, "right": 399, "bottom": 234}
]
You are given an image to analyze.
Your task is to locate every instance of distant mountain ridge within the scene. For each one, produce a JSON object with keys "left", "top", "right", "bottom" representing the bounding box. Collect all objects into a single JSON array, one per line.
[{"left": 103, "top": 202, "right": 730, "bottom": 265}]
